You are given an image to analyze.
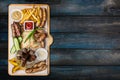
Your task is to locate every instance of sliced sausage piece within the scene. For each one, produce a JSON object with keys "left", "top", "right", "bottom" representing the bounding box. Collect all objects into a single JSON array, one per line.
[
  {"left": 11, "top": 24, "right": 16, "bottom": 37},
  {"left": 13, "top": 22, "right": 21, "bottom": 37}
]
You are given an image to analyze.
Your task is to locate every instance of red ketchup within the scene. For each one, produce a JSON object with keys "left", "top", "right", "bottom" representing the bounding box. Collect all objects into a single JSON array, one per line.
[{"left": 25, "top": 21, "right": 34, "bottom": 30}]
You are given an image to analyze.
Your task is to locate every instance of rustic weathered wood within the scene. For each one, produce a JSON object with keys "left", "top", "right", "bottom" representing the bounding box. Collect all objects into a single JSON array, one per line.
[
  {"left": 0, "top": 18, "right": 7, "bottom": 32},
  {"left": 51, "top": 33, "right": 120, "bottom": 49},
  {"left": 51, "top": 16, "right": 120, "bottom": 33},
  {"left": 0, "top": 0, "right": 120, "bottom": 79},
  {"left": 1, "top": 49, "right": 120, "bottom": 65},
  {"left": 51, "top": 49, "right": 120, "bottom": 65},
  {"left": 1, "top": 0, "right": 120, "bottom": 15},
  {"left": 1, "top": 32, "right": 120, "bottom": 49},
  {"left": 1, "top": 16, "right": 120, "bottom": 33},
  {"left": 1, "top": 66, "right": 120, "bottom": 80},
  {"left": 0, "top": 42, "right": 7, "bottom": 48}
]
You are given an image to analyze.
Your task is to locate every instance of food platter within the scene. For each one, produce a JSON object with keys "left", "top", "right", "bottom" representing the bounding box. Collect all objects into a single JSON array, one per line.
[{"left": 8, "top": 4, "right": 53, "bottom": 76}]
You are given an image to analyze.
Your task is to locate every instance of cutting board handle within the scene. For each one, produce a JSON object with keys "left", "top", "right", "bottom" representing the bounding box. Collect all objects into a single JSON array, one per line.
[{"left": 48, "top": 34, "right": 53, "bottom": 46}]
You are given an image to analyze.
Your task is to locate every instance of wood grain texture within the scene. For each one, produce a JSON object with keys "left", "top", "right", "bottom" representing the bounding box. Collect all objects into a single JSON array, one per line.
[
  {"left": 1, "top": 49, "right": 120, "bottom": 65},
  {"left": 51, "top": 16, "right": 120, "bottom": 33},
  {"left": 2, "top": 32, "right": 120, "bottom": 49},
  {"left": 0, "top": 0, "right": 120, "bottom": 79},
  {"left": 1, "top": 66, "right": 120, "bottom": 80},
  {"left": 1, "top": 16, "right": 120, "bottom": 33},
  {"left": 52, "top": 33, "right": 120, "bottom": 49},
  {"left": 51, "top": 49, "right": 120, "bottom": 65},
  {"left": 0, "top": 0, "right": 120, "bottom": 15}
]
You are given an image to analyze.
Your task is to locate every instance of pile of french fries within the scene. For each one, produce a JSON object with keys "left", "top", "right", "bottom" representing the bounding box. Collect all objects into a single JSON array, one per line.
[{"left": 20, "top": 6, "right": 47, "bottom": 27}]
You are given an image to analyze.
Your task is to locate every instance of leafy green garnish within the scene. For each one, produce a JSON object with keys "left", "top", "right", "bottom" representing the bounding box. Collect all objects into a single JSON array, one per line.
[{"left": 24, "top": 27, "right": 43, "bottom": 43}]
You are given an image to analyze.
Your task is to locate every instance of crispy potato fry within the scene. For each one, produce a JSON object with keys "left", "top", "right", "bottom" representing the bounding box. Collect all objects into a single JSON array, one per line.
[
  {"left": 22, "top": 9, "right": 26, "bottom": 14},
  {"left": 25, "top": 8, "right": 38, "bottom": 22},
  {"left": 20, "top": 6, "right": 47, "bottom": 27},
  {"left": 35, "top": 7, "right": 41, "bottom": 26},
  {"left": 37, "top": 16, "right": 40, "bottom": 20},
  {"left": 37, "top": 7, "right": 40, "bottom": 18},
  {"left": 20, "top": 8, "right": 35, "bottom": 24},
  {"left": 35, "top": 8, "right": 38, "bottom": 17},
  {"left": 37, "top": 6, "right": 40, "bottom": 14},
  {"left": 35, "top": 7, "right": 42, "bottom": 27},
  {"left": 32, "top": 14, "right": 38, "bottom": 21}
]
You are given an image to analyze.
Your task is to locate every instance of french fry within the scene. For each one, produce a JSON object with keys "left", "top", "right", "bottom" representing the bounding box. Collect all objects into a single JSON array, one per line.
[
  {"left": 25, "top": 8, "right": 38, "bottom": 22},
  {"left": 36, "top": 6, "right": 41, "bottom": 26},
  {"left": 37, "top": 6, "right": 40, "bottom": 19},
  {"left": 32, "top": 8, "right": 38, "bottom": 21},
  {"left": 30, "top": 9, "right": 36, "bottom": 22},
  {"left": 32, "top": 14, "right": 38, "bottom": 21},
  {"left": 37, "top": 6, "right": 39, "bottom": 14},
  {"left": 20, "top": 6, "right": 46, "bottom": 27},
  {"left": 35, "top": 7, "right": 42, "bottom": 27},
  {"left": 20, "top": 8, "right": 35, "bottom": 24},
  {"left": 34, "top": 8, "right": 38, "bottom": 19},
  {"left": 37, "top": 16, "right": 40, "bottom": 20},
  {"left": 29, "top": 16, "right": 33, "bottom": 21},
  {"left": 36, "top": 16, "right": 41, "bottom": 26},
  {"left": 21, "top": 9, "right": 26, "bottom": 14}
]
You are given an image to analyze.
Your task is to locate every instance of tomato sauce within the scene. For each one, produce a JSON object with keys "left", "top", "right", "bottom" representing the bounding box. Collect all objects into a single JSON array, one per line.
[{"left": 25, "top": 22, "right": 34, "bottom": 30}]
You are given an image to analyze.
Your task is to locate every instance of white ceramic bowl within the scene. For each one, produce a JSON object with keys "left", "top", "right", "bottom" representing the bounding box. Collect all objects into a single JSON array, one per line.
[
  {"left": 11, "top": 9, "right": 23, "bottom": 22},
  {"left": 35, "top": 48, "right": 48, "bottom": 61}
]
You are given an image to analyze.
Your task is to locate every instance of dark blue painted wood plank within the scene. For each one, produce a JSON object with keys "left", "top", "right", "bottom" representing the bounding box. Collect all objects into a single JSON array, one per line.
[
  {"left": 0, "top": 60, "right": 7, "bottom": 65},
  {"left": 51, "top": 16, "right": 120, "bottom": 33},
  {"left": 1, "top": 49, "right": 120, "bottom": 65},
  {"left": 0, "top": 0, "right": 120, "bottom": 15},
  {"left": 51, "top": 49, "right": 120, "bottom": 65},
  {"left": 51, "top": 33, "right": 120, "bottom": 49},
  {"left": 50, "top": 0, "right": 105, "bottom": 15},
  {"left": 0, "top": 18, "right": 7, "bottom": 32},
  {"left": 1, "top": 16, "right": 120, "bottom": 33},
  {"left": 0, "top": 33, "right": 8, "bottom": 40},
  {"left": 1, "top": 66, "right": 120, "bottom": 80},
  {"left": 1, "top": 32, "right": 120, "bottom": 49}
]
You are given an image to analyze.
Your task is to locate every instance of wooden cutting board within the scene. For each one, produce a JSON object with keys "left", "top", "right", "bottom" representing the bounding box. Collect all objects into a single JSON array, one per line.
[{"left": 8, "top": 4, "right": 53, "bottom": 76}]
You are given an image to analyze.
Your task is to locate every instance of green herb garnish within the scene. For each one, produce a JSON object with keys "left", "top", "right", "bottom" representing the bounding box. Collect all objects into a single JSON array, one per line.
[{"left": 24, "top": 28, "right": 43, "bottom": 43}]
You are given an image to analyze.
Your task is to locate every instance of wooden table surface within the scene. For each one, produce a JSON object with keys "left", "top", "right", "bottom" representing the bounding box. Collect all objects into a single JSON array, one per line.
[{"left": 0, "top": 0, "right": 120, "bottom": 80}]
